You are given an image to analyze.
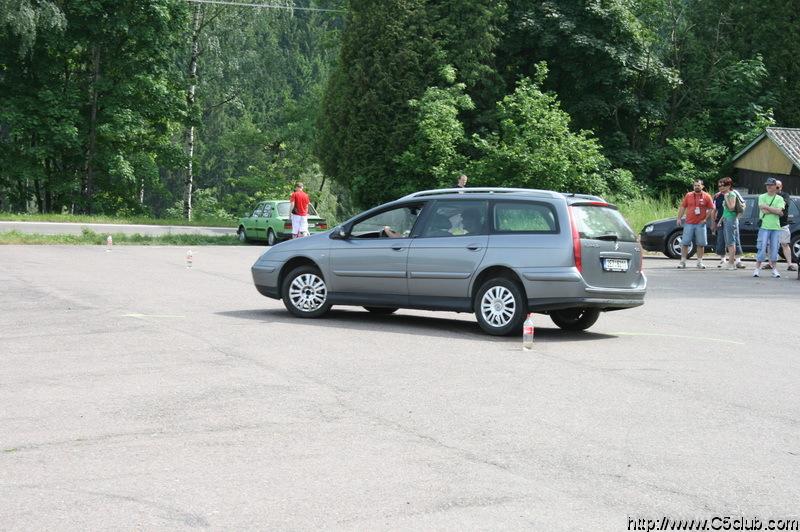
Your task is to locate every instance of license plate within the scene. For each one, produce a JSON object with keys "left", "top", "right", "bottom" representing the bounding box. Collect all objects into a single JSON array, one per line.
[{"left": 603, "top": 258, "right": 629, "bottom": 272}]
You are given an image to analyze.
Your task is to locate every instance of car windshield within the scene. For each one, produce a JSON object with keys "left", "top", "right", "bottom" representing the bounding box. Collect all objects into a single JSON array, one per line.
[
  {"left": 571, "top": 205, "right": 637, "bottom": 242},
  {"left": 276, "top": 201, "right": 318, "bottom": 217}
]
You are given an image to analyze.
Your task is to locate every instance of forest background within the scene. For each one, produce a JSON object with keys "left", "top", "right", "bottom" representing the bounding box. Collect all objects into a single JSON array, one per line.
[{"left": 1, "top": 0, "right": 797, "bottom": 226}]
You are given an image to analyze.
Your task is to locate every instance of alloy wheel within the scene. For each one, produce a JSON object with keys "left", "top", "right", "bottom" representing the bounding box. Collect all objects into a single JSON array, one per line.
[
  {"left": 288, "top": 273, "right": 327, "bottom": 312},
  {"left": 480, "top": 285, "right": 516, "bottom": 328}
]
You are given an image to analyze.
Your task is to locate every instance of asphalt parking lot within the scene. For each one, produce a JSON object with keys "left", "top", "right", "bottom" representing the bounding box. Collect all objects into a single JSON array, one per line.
[{"left": 1, "top": 245, "right": 799, "bottom": 530}]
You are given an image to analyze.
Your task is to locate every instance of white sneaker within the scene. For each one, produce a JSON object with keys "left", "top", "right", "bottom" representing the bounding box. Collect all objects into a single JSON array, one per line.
[
  {"left": 696, "top": 261, "right": 706, "bottom": 269},
  {"left": 735, "top": 261, "right": 746, "bottom": 269},
  {"left": 772, "top": 269, "right": 781, "bottom": 278},
  {"left": 677, "top": 261, "right": 686, "bottom": 269},
  {"left": 717, "top": 259, "right": 726, "bottom": 268},
  {"left": 753, "top": 269, "right": 760, "bottom": 277}
]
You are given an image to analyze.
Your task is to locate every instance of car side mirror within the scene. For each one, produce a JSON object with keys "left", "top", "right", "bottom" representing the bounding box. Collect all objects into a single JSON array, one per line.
[{"left": 330, "top": 226, "right": 349, "bottom": 240}]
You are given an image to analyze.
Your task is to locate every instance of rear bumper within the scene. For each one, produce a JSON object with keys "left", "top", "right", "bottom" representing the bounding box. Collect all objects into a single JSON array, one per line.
[
  {"left": 528, "top": 297, "right": 645, "bottom": 312},
  {"left": 519, "top": 268, "right": 647, "bottom": 312}
]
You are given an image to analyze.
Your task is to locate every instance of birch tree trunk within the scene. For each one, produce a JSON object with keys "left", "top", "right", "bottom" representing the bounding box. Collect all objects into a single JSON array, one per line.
[{"left": 184, "top": 4, "right": 203, "bottom": 220}]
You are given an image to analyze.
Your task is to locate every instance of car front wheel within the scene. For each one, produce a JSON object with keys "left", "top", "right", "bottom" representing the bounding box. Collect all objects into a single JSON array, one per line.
[
  {"left": 549, "top": 308, "right": 600, "bottom": 331},
  {"left": 282, "top": 265, "right": 331, "bottom": 318},
  {"left": 790, "top": 234, "right": 800, "bottom": 264},
  {"left": 238, "top": 226, "right": 248, "bottom": 243},
  {"left": 474, "top": 277, "right": 526, "bottom": 336},
  {"left": 665, "top": 230, "right": 694, "bottom": 259}
]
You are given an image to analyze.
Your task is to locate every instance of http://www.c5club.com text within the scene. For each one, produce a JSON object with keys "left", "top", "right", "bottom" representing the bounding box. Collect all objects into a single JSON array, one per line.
[{"left": 627, "top": 515, "right": 799, "bottom": 531}]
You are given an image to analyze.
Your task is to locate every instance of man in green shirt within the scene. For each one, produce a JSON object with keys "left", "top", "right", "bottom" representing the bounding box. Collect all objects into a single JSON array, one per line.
[{"left": 753, "top": 177, "right": 786, "bottom": 278}]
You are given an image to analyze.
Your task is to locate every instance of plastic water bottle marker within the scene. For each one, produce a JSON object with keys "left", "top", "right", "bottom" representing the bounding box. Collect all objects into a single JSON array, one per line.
[
  {"left": 522, "top": 313, "right": 534, "bottom": 351},
  {"left": 185, "top": 249, "right": 193, "bottom": 269},
  {"left": 106, "top": 235, "right": 113, "bottom": 252}
]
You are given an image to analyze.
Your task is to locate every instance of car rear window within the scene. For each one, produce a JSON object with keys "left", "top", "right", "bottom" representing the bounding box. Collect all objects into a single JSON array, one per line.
[
  {"left": 571, "top": 205, "right": 637, "bottom": 242},
  {"left": 493, "top": 202, "right": 558, "bottom": 233},
  {"left": 277, "top": 202, "right": 318, "bottom": 217}
]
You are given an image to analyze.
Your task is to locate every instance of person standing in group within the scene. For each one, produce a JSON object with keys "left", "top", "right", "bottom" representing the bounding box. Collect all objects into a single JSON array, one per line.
[
  {"left": 288, "top": 182, "right": 310, "bottom": 239},
  {"left": 456, "top": 174, "right": 468, "bottom": 188},
  {"left": 712, "top": 180, "right": 744, "bottom": 268},
  {"left": 676, "top": 179, "right": 715, "bottom": 269},
  {"left": 716, "top": 177, "right": 744, "bottom": 270},
  {"left": 775, "top": 180, "right": 797, "bottom": 272},
  {"left": 753, "top": 177, "right": 786, "bottom": 278}
]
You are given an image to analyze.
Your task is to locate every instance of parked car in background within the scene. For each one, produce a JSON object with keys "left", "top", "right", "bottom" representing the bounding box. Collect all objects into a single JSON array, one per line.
[
  {"left": 237, "top": 200, "right": 328, "bottom": 246},
  {"left": 250, "top": 188, "right": 647, "bottom": 336},
  {"left": 640, "top": 194, "right": 800, "bottom": 261}
]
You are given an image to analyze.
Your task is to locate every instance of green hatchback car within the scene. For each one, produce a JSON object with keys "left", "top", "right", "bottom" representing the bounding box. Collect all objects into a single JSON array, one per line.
[{"left": 237, "top": 200, "right": 328, "bottom": 246}]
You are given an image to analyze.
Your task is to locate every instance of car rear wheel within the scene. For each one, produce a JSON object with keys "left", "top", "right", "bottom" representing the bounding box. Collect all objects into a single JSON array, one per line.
[
  {"left": 474, "top": 278, "right": 526, "bottom": 336},
  {"left": 665, "top": 230, "right": 694, "bottom": 259},
  {"left": 267, "top": 229, "right": 276, "bottom": 246},
  {"left": 238, "top": 226, "right": 249, "bottom": 243},
  {"left": 363, "top": 307, "right": 398, "bottom": 315},
  {"left": 550, "top": 308, "right": 601, "bottom": 331},
  {"left": 282, "top": 265, "right": 331, "bottom": 318}
]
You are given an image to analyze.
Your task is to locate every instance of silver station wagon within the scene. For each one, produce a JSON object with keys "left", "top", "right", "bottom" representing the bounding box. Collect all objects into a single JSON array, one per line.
[{"left": 251, "top": 188, "right": 646, "bottom": 335}]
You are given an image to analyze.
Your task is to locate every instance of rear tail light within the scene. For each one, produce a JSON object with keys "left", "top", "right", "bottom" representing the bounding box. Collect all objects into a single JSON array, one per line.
[
  {"left": 317, "top": 221, "right": 328, "bottom": 229},
  {"left": 568, "top": 206, "right": 582, "bottom": 272},
  {"left": 283, "top": 222, "right": 292, "bottom": 230}
]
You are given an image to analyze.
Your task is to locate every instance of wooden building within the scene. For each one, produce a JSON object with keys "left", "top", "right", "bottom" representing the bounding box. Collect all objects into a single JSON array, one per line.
[{"left": 731, "top": 127, "right": 800, "bottom": 195}]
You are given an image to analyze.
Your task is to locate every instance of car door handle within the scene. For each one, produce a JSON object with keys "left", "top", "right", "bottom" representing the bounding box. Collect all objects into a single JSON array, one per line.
[
  {"left": 391, "top": 245, "right": 405, "bottom": 251},
  {"left": 466, "top": 244, "right": 482, "bottom": 251}
]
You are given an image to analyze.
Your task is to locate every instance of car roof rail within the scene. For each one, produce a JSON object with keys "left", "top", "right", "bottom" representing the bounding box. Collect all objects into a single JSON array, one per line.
[
  {"left": 564, "top": 192, "right": 608, "bottom": 203},
  {"left": 400, "top": 187, "right": 559, "bottom": 200}
]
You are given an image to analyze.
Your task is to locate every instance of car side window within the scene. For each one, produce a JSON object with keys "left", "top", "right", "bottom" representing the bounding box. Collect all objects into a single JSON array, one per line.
[
  {"left": 420, "top": 200, "right": 488, "bottom": 238},
  {"left": 788, "top": 199, "right": 799, "bottom": 221},
  {"left": 252, "top": 206, "right": 264, "bottom": 217},
  {"left": 492, "top": 202, "right": 558, "bottom": 233},
  {"left": 744, "top": 197, "right": 758, "bottom": 219},
  {"left": 263, "top": 204, "right": 273, "bottom": 218},
  {"left": 351, "top": 204, "right": 424, "bottom": 239}
]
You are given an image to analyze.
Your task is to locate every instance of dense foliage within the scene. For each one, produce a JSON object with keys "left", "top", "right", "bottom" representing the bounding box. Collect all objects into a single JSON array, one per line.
[{"left": 1, "top": 0, "right": 797, "bottom": 218}]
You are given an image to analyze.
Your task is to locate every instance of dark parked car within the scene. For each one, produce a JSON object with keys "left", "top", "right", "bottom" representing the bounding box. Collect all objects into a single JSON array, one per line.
[{"left": 640, "top": 194, "right": 800, "bottom": 261}]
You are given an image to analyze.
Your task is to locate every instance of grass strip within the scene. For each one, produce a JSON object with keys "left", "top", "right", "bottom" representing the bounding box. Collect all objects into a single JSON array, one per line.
[
  {"left": 0, "top": 212, "right": 236, "bottom": 227},
  {"left": 0, "top": 229, "right": 244, "bottom": 246},
  {"left": 613, "top": 194, "right": 677, "bottom": 233}
]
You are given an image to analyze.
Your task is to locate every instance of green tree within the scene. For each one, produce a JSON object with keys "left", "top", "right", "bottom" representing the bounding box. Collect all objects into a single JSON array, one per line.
[
  {"left": 317, "top": 0, "right": 440, "bottom": 209},
  {"left": 498, "top": 0, "right": 675, "bottom": 176},
  {"left": 396, "top": 65, "right": 474, "bottom": 193},
  {"left": 0, "top": 0, "right": 188, "bottom": 214},
  {"left": 471, "top": 69, "right": 613, "bottom": 195}
]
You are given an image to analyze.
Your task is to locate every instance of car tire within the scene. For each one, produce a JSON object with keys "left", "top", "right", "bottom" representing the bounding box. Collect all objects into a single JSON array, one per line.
[
  {"left": 282, "top": 265, "right": 331, "bottom": 318},
  {"left": 550, "top": 308, "right": 601, "bottom": 331},
  {"left": 363, "top": 306, "right": 398, "bottom": 315},
  {"left": 238, "top": 226, "right": 249, "bottom": 243},
  {"left": 267, "top": 229, "right": 276, "bottom": 246},
  {"left": 665, "top": 230, "right": 694, "bottom": 259},
  {"left": 474, "top": 277, "right": 526, "bottom": 336},
  {"left": 791, "top": 233, "right": 800, "bottom": 264}
]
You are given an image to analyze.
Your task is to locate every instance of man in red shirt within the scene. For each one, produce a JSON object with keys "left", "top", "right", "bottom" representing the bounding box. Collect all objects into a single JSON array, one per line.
[
  {"left": 675, "top": 179, "right": 715, "bottom": 269},
  {"left": 289, "top": 182, "right": 311, "bottom": 238}
]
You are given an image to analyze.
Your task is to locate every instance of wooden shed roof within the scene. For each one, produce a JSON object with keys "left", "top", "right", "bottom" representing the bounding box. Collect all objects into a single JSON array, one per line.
[{"left": 733, "top": 127, "right": 800, "bottom": 170}]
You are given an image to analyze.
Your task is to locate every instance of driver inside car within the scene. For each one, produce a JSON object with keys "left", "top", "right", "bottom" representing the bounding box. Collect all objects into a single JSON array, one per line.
[{"left": 382, "top": 226, "right": 403, "bottom": 238}]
